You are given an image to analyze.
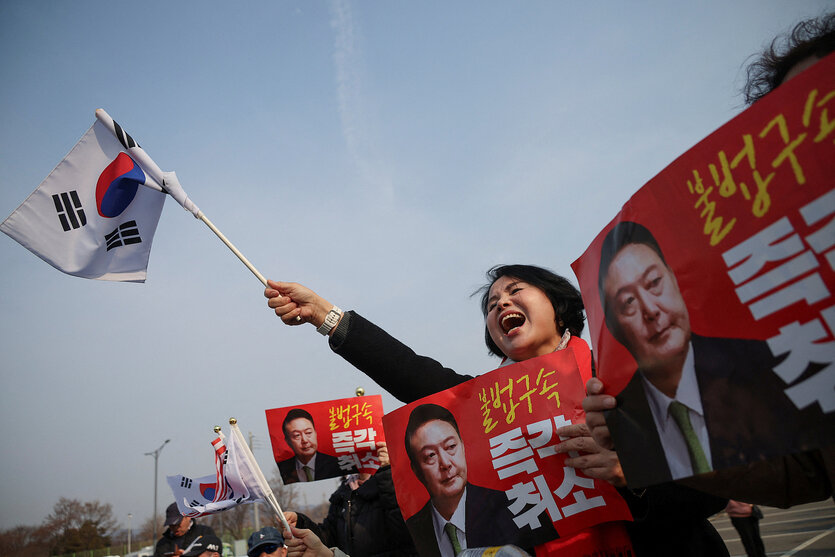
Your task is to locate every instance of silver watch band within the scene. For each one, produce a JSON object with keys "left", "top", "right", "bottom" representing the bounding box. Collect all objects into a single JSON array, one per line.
[{"left": 316, "top": 306, "right": 343, "bottom": 336}]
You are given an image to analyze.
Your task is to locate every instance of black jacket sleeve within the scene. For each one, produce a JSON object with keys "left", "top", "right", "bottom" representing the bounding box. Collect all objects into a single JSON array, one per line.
[
  {"left": 678, "top": 449, "right": 835, "bottom": 508},
  {"left": 329, "top": 311, "right": 475, "bottom": 403},
  {"left": 294, "top": 512, "right": 327, "bottom": 543}
]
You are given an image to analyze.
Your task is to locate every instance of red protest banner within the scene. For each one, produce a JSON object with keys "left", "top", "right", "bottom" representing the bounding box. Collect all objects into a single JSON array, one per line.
[
  {"left": 572, "top": 53, "right": 835, "bottom": 489},
  {"left": 265, "top": 395, "right": 385, "bottom": 484},
  {"left": 382, "top": 349, "right": 631, "bottom": 554}
]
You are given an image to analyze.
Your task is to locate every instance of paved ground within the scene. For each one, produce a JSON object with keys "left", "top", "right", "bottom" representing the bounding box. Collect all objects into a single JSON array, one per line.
[{"left": 711, "top": 499, "right": 835, "bottom": 556}]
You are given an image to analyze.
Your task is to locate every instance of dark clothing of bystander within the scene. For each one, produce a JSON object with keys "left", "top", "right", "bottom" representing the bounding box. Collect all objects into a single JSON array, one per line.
[
  {"left": 726, "top": 499, "right": 766, "bottom": 557},
  {"left": 153, "top": 521, "right": 216, "bottom": 557},
  {"left": 295, "top": 464, "right": 417, "bottom": 557}
]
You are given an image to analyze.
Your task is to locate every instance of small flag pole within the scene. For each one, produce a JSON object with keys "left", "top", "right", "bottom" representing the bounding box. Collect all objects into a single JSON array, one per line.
[
  {"left": 229, "top": 418, "right": 293, "bottom": 537},
  {"left": 198, "top": 213, "right": 266, "bottom": 286},
  {"left": 94, "top": 109, "right": 267, "bottom": 287}
]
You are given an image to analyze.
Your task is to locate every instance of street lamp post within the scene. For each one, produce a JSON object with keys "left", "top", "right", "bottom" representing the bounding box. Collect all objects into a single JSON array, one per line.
[
  {"left": 144, "top": 439, "right": 170, "bottom": 544},
  {"left": 127, "top": 513, "right": 132, "bottom": 554}
]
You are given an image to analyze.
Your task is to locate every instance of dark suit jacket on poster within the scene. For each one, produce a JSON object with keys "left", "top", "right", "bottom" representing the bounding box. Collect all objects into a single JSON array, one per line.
[
  {"left": 610, "top": 334, "right": 834, "bottom": 488},
  {"left": 405, "top": 484, "right": 521, "bottom": 557},
  {"left": 277, "top": 451, "right": 349, "bottom": 484}
]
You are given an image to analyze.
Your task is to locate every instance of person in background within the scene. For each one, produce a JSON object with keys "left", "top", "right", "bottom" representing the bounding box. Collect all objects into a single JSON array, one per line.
[
  {"left": 248, "top": 526, "right": 288, "bottom": 557},
  {"left": 182, "top": 534, "right": 223, "bottom": 557},
  {"left": 725, "top": 500, "right": 766, "bottom": 557},
  {"left": 154, "top": 502, "right": 216, "bottom": 557},
  {"left": 284, "top": 441, "right": 416, "bottom": 557},
  {"left": 742, "top": 11, "right": 835, "bottom": 105}
]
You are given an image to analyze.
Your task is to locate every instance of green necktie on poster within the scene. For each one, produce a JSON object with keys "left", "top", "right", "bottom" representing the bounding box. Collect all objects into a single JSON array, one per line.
[
  {"left": 444, "top": 522, "right": 462, "bottom": 555},
  {"left": 669, "top": 401, "right": 712, "bottom": 475},
  {"left": 303, "top": 466, "right": 314, "bottom": 482}
]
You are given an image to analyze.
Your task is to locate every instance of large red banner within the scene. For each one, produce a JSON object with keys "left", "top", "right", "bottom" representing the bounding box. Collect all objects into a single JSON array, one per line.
[
  {"left": 572, "top": 54, "right": 835, "bottom": 488},
  {"left": 265, "top": 395, "right": 385, "bottom": 485},
  {"left": 382, "top": 349, "right": 631, "bottom": 554}
]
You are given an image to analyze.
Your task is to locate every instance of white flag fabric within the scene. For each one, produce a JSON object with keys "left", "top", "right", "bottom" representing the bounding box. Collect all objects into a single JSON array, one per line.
[
  {"left": 167, "top": 424, "right": 272, "bottom": 517},
  {"left": 226, "top": 421, "right": 274, "bottom": 502},
  {"left": 0, "top": 119, "right": 165, "bottom": 282},
  {"left": 167, "top": 433, "right": 244, "bottom": 517}
]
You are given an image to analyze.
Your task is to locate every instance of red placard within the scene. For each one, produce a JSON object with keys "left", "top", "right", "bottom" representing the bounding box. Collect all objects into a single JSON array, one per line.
[
  {"left": 382, "top": 349, "right": 631, "bottom": 553},
  {"left": 572, "top": 54, "right": 835, "bottom": 488},
  {"left": 266, "top": 395, "right": 385, "bottom": 484}
]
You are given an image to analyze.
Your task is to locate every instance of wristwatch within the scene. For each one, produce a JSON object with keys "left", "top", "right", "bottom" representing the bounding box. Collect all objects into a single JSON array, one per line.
[{"left": 317, "top": 306, "right": 343, "bottom": 335}]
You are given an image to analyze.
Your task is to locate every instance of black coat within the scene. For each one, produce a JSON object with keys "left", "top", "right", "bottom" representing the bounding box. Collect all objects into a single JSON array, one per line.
[
  {"left": 297, "top": 465, "right": 417, "bottom": 557},
  {"left": 153, "top": 521, "right": 215, "bottom": 557}
]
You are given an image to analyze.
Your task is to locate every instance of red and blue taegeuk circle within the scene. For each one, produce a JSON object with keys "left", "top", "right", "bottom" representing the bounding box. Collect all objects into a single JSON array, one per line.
[{"left": 96, "top": 152, "right": 145, "bottom": 218}]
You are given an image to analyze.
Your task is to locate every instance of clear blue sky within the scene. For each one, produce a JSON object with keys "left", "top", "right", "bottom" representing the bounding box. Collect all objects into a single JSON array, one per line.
[{"left": 0, "top": 0, "right": 830, "bottom": 532}]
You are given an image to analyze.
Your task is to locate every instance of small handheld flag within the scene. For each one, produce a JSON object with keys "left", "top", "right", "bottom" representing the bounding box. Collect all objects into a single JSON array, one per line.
[
  {"left": 0, "top": 119, "right": 165, "bottom": 281},
  {"left": 167, "top": 419, "right": 293, "bottom": 536},
  {"left": 2, "top": 109, "right": 268, "bottom": 285}
]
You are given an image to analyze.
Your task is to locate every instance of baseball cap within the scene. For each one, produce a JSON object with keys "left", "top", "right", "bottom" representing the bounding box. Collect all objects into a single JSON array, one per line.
[
  {"left": 183, "top": 533, "right": 223, "bottom": 556},
  {"left": 247, "top": 526, "right": 285, "bottom": 556}
]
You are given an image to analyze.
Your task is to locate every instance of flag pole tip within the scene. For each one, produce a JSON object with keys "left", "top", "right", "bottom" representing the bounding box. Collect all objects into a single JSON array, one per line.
[
  {"left": 213, "top": 425, "right": 222, "bottom": 433},
  {"left": 229, "top": 417, "right": 237, "bottom": 425}
]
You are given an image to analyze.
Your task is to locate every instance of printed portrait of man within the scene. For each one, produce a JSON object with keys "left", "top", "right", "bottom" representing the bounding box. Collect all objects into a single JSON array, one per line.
[
  {"left": 403, "top": 403, "right": 521, "bottom": 557},
  {"left": 276, "top": 408, "right": 351, "bottom": 484},
  {"left": 597, "top": 220, "right": 832, "bottom": 487}
]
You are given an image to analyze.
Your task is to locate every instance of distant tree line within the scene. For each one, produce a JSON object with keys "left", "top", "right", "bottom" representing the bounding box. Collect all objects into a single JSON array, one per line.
[{"left": 0, "top": 498, "right": 118, "bottom": 557}]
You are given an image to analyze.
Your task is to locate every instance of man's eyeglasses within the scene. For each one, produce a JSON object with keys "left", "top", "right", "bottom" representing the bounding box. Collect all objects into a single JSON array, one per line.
[{"left": 257, "top": 543, "right": 281, "bottom": 555}]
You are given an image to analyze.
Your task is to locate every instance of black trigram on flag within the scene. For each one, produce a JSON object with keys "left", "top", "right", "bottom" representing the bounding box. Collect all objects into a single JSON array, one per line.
[
  {"left": 180, "top": 477, "right": 193, "bottom": 489},
  {"left": 112, "top": 119, "right": 140, "bottom": 150},
  {"left": 104, "top": 220, "right": 142, "bottom": 251},
  {"left": 52, "top": 191, "right": 87, "bottom": 231}
]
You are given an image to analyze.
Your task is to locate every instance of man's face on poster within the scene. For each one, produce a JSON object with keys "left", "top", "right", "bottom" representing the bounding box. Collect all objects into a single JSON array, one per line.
[
  {"left": 603, "top": 243, "right": 691, "bottom": 374},
  {"left": 284, "top": 417, "right": 318, "bottom": 461},
  {"left": 410, "top": 419, "right": 468, "bottom": 506}
]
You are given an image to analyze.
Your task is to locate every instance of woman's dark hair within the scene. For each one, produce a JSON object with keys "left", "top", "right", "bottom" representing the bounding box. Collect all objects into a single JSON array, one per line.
[
  {"left": 743, "top": 12, "right": 835, "bottom": 105},
  {"left": 476, "top": 264, "right": 585, "bottom": 358}
]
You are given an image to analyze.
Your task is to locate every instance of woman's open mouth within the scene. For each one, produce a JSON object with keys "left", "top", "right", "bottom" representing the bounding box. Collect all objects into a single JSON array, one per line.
[{"left": 501, "top": 312, "right": 526, "bottom": 334}]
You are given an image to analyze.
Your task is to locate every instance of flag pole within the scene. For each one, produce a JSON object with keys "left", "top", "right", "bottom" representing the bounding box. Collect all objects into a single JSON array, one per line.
[
  {"left": 94, "top": 109, "right": 267, "bottom": 287},
  {"left": 199, "top": 213, "right": 266, "bottom": 286},
  {"left": 229, "top": 419, "right": 293, "bottom": 536}
]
